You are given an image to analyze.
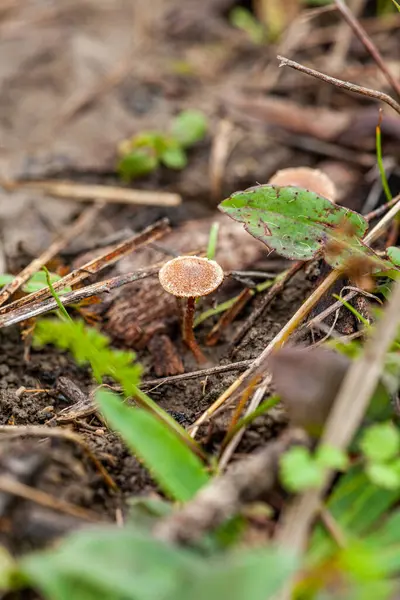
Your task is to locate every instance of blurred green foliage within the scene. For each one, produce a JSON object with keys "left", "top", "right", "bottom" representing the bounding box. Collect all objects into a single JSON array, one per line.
[{"left": 117, "top": 110, "right": 207, "bottom": 181}]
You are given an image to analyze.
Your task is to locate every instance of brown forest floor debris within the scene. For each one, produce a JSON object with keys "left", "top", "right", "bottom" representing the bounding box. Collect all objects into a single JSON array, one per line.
[{"left": 0, "top": 0, "right": 398, "bottom": 560}]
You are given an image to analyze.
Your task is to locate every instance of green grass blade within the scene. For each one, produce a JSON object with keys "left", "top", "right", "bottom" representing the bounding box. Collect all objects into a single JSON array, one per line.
[
  {"left": 376, "top": 120, "right": 392, "bottom": 202},
  {"left": 96, "top": 389, "right": 210, "bottom": 501},
  {"left": 206, "top": 222, "right": 220, "bottom": 260},
  {"left": 42, "top": 267, "right": 72, "bottom": 322}
]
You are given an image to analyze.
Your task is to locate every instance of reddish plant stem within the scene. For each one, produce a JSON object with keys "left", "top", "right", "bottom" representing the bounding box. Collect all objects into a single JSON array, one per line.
[{"left": 183, "top": 297, "right": 206, "bottom": 364}]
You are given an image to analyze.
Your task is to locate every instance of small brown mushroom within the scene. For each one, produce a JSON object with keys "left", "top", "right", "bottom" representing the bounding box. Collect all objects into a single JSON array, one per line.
[
  {"left": 268, "top": 167, "right": 337, "bottom": 203},
  {"left": 159, "top": 256, "right": 224, "bottom": 363}
]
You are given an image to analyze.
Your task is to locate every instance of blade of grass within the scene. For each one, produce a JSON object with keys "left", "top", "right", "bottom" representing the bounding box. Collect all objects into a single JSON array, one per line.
[
  {"left": 42, "top": 267, "right": 72, "bottom": 323},
  {"left": 206, "top": 222, "right": 220, "bottom": 260},
  {"left": 97, "top": 389, "right": 209, "bottom": 502},
  {"left": 376, "top": 111, "right": 392, "bottom": 203},
  {"left": 222, "top": 396, "right": 281, "bottom": 448},
  {"left": 332, "top": 293, "right": 371, "bottom": 327}
]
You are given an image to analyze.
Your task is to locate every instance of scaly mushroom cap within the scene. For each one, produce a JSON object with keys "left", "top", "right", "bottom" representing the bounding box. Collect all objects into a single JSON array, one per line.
[
  {"left": 269, "top": 167, "right": 337, "bottom": 203},
  {"left": 159, "top": 256, "right": 224, "bottom": 298}
]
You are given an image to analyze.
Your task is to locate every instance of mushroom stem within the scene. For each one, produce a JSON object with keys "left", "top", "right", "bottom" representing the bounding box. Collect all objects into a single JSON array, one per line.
[{"left": 183, "top": 297, "right": 207, "bottom": 363}]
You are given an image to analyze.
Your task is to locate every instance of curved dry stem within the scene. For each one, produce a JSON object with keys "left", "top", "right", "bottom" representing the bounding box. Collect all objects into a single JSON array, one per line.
[{"left": 277, "top": 55, "right": 400, "bottom": 116}]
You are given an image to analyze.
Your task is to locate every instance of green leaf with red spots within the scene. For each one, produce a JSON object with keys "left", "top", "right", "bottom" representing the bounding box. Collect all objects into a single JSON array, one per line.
[{"left": 219, "top": 185, "right": 388, "bottom": 271}]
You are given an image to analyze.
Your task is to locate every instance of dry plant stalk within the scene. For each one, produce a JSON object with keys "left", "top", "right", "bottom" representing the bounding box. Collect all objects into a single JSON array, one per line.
[
  {"left": 1, "top": 179, "right": 181, "bottom": 207},
  {"left": 0, "top": 474, "right": 101, "bottom": 523},
  {"left": 0, "top": 267, "right": 160, "bottom": 328},
  {"left": 217, "top": 196, "right": 400, "bottom": 467},
  {"left": 274, "top": 276, "right": 400, "bottom": 600},
  {"left": 277, "top": 55, "right": 400, "bottom": 116},
  {"left": 0, "top": 425, "right": 116, "bottom": 491},
  {"left": 334, "top": 0, "right": 400, "bottom": 98},
  {"left": 0, "top": 218, "right": 170, "bottom": 316},
  {"left": 0, "top": 202, "right": 104, "bottom": 308}
]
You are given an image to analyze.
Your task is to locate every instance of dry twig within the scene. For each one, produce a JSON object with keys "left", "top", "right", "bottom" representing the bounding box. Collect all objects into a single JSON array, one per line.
[
  {"left": 275, "top": 276, "right": 400, "bottom": 599},
  {"left": 140, "top": 360, "right": 253, "bottom": 391},
  {"left": 0, "top": 202, "right": 104, "bottom": 308},
  {"left": 334, "top": 0, "right": 400, "bottom": 98},
  {"left": 230, "top": 261, "right": 305, "bottom": 349},
  {"left": 1, "top": 179, "right": 181, "bottom": 207},
  {"left": 0, "top": 218, "right": 170, "bottom": 315},
  {"left": 277, "top": 55, "right": 400, "bottom": 116},
  {"left": 0, "top": 267, "right": 159, "bottom": 328},
  {"left": 0, "top": 424, "right": 116, "bottom": 491},
  {"left": 0, "top": 475, "right": 101, "bottom": 523}
]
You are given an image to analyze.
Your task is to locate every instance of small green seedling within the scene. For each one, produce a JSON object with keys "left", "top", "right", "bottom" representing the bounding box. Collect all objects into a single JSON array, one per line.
[
  {"left": 229, "top": 7, "right": 266, "bottom": 44},
  {"left": 118, "top": 110, "right": 207, "bottom": 182},
  {"left": 280, "top": 444, "right": 348, "bottom": 493},
  {"left": 360, "top": 422, "right": 400, "bottom": 490}
]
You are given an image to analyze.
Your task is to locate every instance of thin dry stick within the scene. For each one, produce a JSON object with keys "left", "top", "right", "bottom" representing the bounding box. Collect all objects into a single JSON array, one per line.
[
  {"left": 0, "top": 202, "right": 103, "bottom": 308},
  {"left": 0, "top": 218, "right": 170, "bottom": 315},
  {"left": 217, "top": 196, "right": 400, "bottom": 466},
  {"left": 1, "top": 179, "right": 181, "bottom": 207},
  {"left": 0, "top": 475, "right": 101, "bottom": 522},
  {"left": 192, "top": 195, "right": 400, "bottom": 445},
  {"left": 275, "top": 277, "right": 400, "bottom": 600},
  {"left": 0, "top": 267, "right": 159, "bottom": 328},
  {"left": 0, "top": 425, "right": 117, "bottom": 491},
  {"left": 328, "top": 0, "right": 365, "bottom": 72},
  {"left": 206, "top": 288, "right": 253, "bottom": 347},
  {"left": 190, "top": 269, "right": 339, "bottom": 437},
  {"left": 364, "top": 195, "right": 400, "bottom": 221},
  {"left": 334, "top": 0, "right": 400, "bottom": 98},
  {"left": 277, "top": 55, "right": 400, "bottom": 116},
  {"left": 231, "top": 261, "right": 305, "bottom": 349},
  {"left": 139, "top": 360, "right": 253, "bottom": 391}
]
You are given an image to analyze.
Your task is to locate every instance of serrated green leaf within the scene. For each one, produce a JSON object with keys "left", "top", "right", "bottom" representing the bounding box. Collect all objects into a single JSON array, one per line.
[
  {"left": 219, "top": 185, "right": 380, "bottom": 268},
  {"left": 316, "top": 445, "right": 349, "bottom": 470},
  {"left": 280, "top": 446, "right": 323, "bottom": 492},
  {"left": 96, "top": 389, "right": 209, "bottom": 501},
  {"left": 366, "top": 463, "right": 400, "bottom": 490},
  {"left": 360, "top": 423, "right": 400, "bottom": 463},
  {"left": 34, "top": 319, "right": 142, "bottom": 385},
  {"left": 387, "top": 246, "right": 400, "bottom": 267},
  {"left": 161, "top": 145, "right": 187, "bottom": 169},
  {"left": 171, "top": 110, "right": 207, "bottom": 148},
  {"left": 21, "top": 526, "right": 298, "bottom": 600}
]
